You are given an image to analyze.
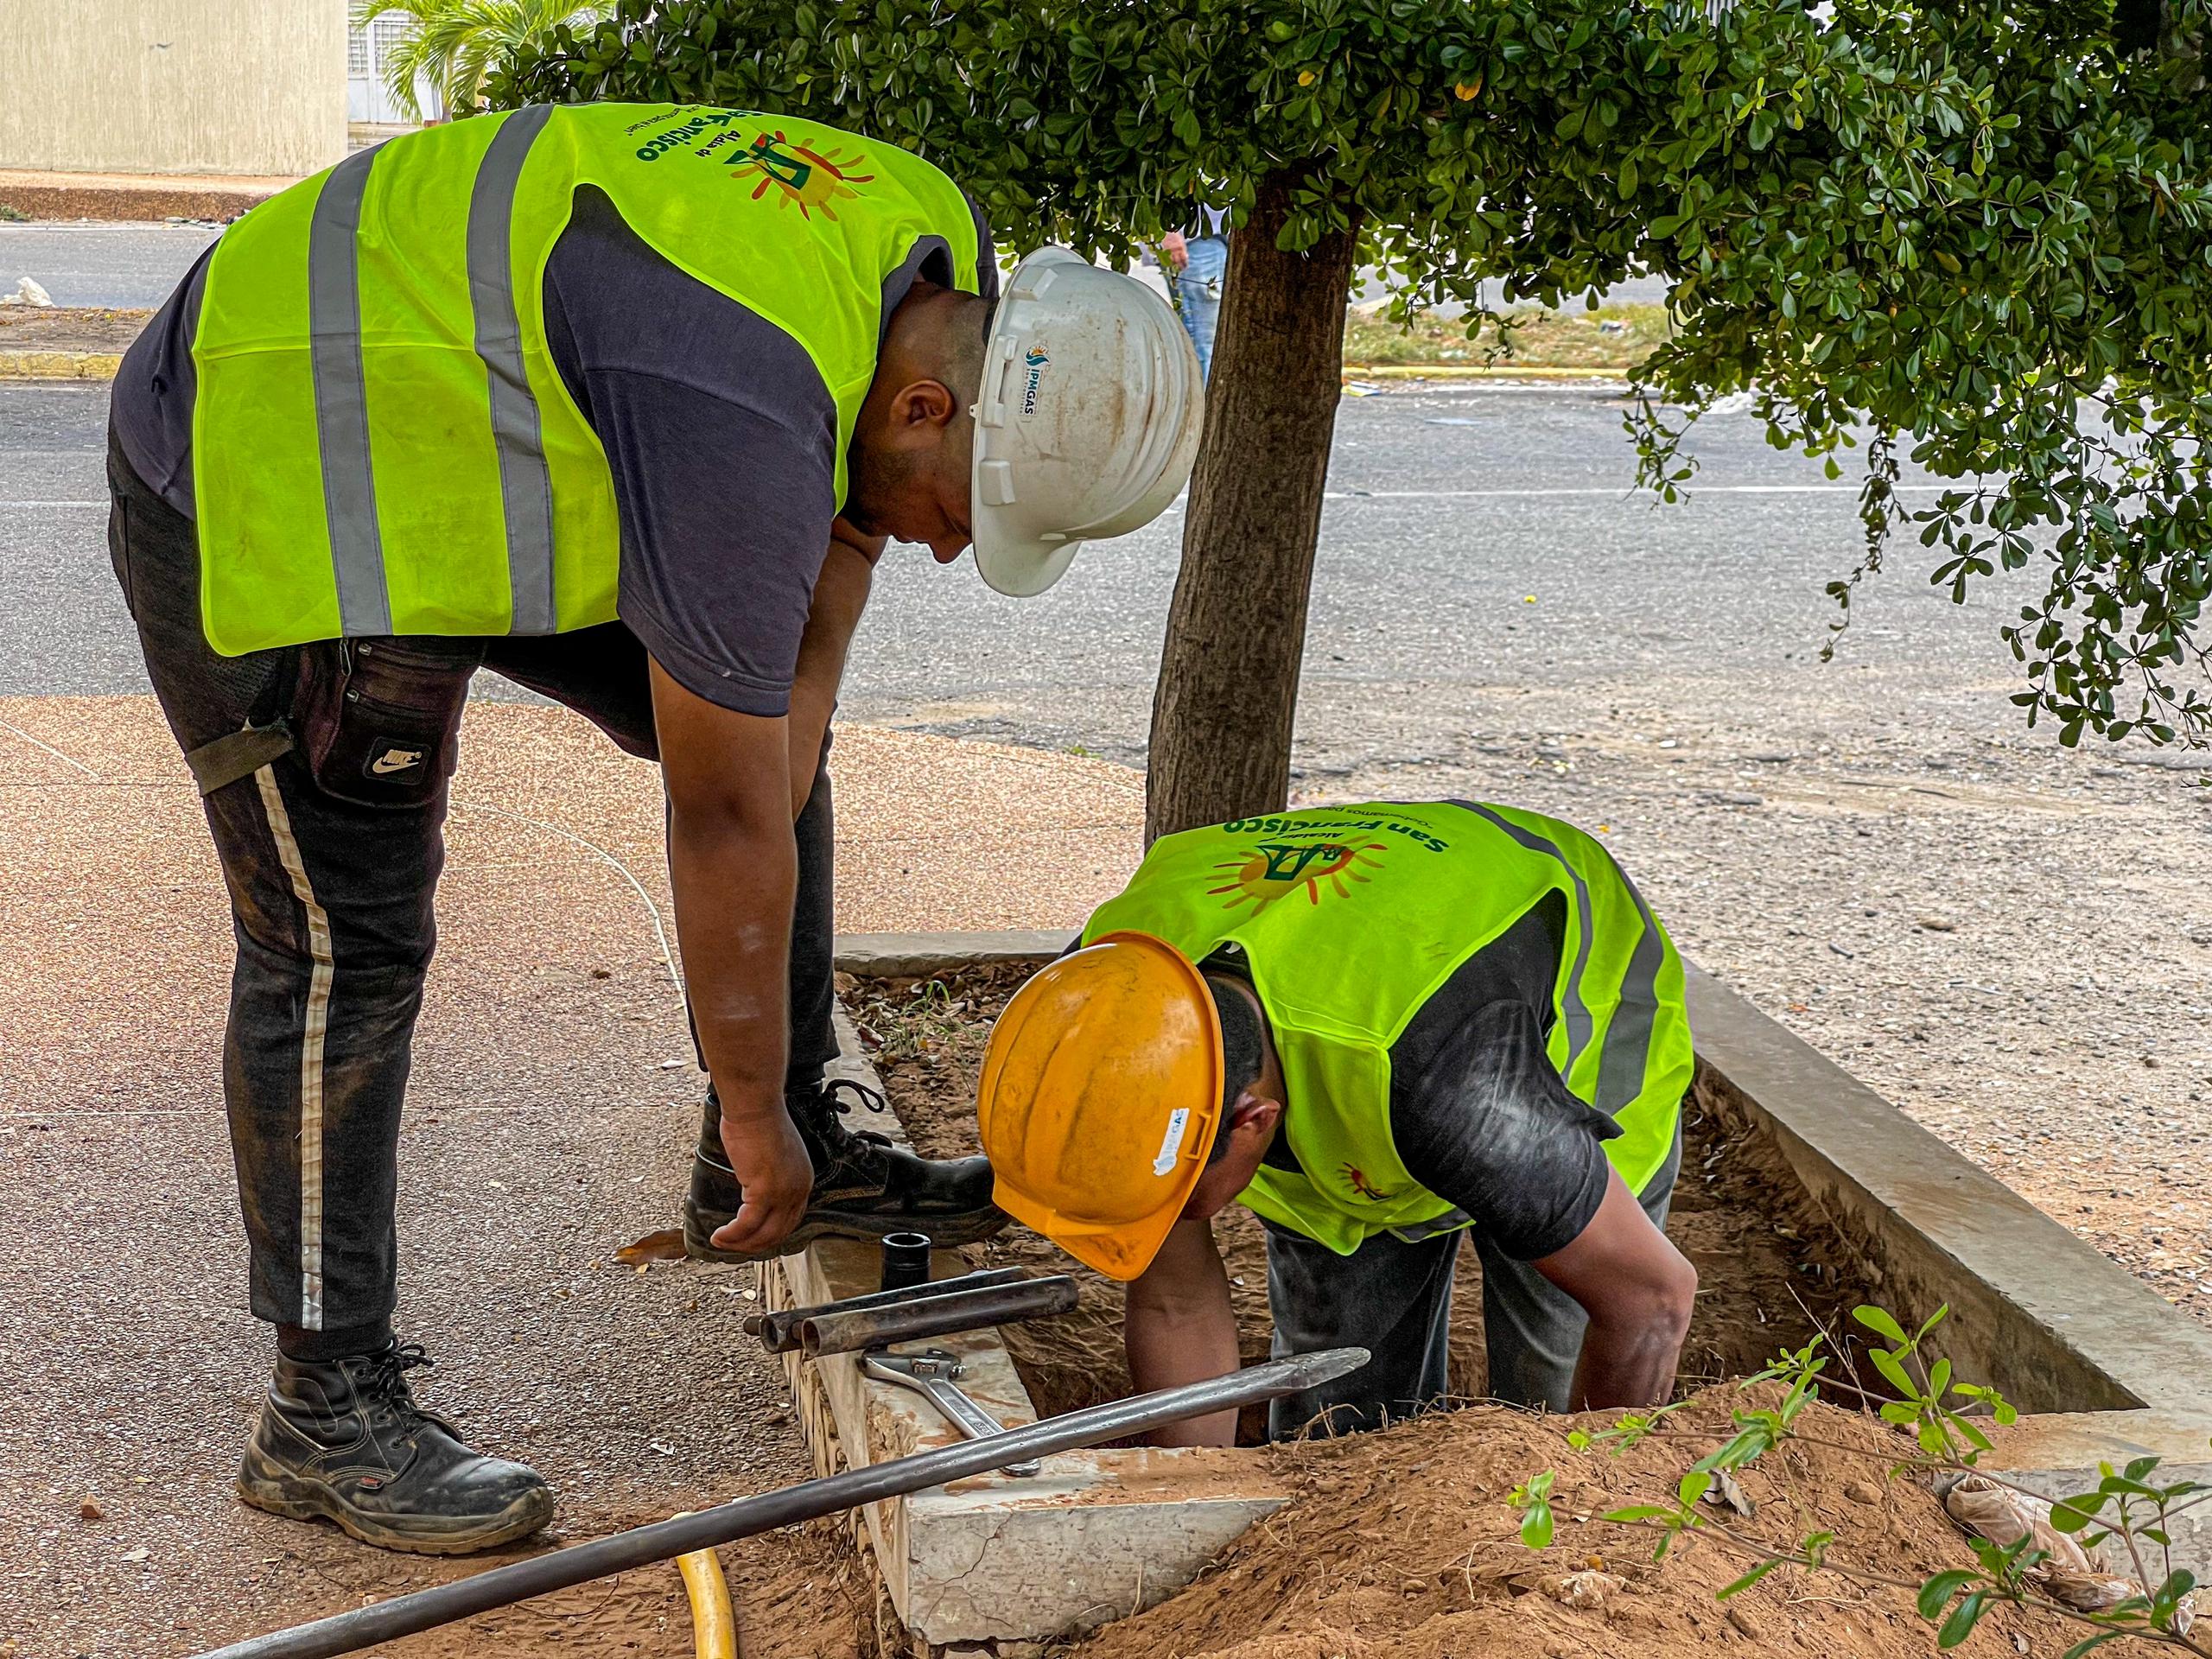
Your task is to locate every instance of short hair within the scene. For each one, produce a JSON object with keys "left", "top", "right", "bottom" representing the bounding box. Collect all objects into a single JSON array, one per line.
[{"left": 1204, "top": 972, "right": 1266, "bottom": 1165}]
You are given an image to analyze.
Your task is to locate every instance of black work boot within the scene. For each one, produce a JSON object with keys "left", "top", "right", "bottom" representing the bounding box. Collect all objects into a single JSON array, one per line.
[
  {"left": 683, "top": 1077, "right": 1007, "bottom": 1262},
  {"left": 237, "top": 1343, "right": 556, "bottom": 1555}
]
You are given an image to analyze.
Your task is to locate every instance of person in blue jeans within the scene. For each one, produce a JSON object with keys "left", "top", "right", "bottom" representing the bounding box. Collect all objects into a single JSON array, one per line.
[{"left": 1162, "top": 207, "right": 1230, "bottom": 381}]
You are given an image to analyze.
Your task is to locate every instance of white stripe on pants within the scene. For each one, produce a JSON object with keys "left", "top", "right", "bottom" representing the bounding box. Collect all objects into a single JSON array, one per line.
[{"left": 253, "top": 765, "right": 334, "bottom": 1330}]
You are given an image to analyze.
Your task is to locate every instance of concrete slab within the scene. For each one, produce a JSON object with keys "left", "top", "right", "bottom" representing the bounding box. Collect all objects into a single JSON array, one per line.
[{"left": 761, "top": 1009, "right": 1288, "bottom": 1654}]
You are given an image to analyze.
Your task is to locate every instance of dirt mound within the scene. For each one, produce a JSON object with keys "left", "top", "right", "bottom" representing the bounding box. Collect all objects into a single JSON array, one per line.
[
  {"left": 1064, "top": 1391, "right": 2036, "bottom": 1659},
  {"left": 842, "top": 965, "right": 1880, "bottom": 1431}
]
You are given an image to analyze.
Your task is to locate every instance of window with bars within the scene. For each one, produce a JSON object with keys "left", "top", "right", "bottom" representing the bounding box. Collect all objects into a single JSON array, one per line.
[{"left": 346, "top": 25, "right": 370, "bottom": 76}]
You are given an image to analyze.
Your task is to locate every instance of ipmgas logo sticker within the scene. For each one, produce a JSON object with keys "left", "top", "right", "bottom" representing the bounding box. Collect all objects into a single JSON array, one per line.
[{"left": 1020, "top": 347, "right": 1049, "bottom": 416}]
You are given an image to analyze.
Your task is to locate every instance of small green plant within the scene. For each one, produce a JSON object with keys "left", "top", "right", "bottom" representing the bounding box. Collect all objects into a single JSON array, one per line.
[
  {"left": 0, "top": 203, "right": 29, "bottom": 223},
  {"left": 1512, "top": 1305, "right": 2212, "bottom": 1656},
  {"left": 849, "top": 976, "right": 977, "bottom": 1067}
]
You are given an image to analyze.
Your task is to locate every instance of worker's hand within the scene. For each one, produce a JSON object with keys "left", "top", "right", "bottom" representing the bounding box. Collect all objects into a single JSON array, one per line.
[
  {"left": 1161, "top": 229, "right": 1190, "bottom": 270},
  {"left": 709, "top": 1101, "right": 814, "bottom": 1254}
]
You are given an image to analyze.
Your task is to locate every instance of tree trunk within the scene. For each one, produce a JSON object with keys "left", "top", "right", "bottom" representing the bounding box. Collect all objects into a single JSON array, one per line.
[{"left": 1145, "top": 172, "right": 1362, "bottom": 842}]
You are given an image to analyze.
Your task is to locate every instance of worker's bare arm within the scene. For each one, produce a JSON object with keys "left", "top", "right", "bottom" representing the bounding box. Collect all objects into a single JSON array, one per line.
[
  {"left": 651, "top": 657, "right": 811, "bottom": 1254},
  {"left": 1533, "top": 1168, "right": 1698, "bottom": 1410},
  {"left": 786, "top": 518, "right": 884, "bottom": 817},
  {"left": 1124, "top": 1218, "right": 1242, "bottom": 1446}
]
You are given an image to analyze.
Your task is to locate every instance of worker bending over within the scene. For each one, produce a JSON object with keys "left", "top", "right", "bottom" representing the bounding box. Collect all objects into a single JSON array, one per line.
[
  {"left": 979, "top": 800, "right": 1698, "bottom": 1444},
  {"left": 105, "top": 103, "right": 1200, "bottom": 1552}
]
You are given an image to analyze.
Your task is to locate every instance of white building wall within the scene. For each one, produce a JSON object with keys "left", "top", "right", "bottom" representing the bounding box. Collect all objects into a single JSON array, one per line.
[{"left": 0, "top": 0, "right": 347, "bottom": 177}]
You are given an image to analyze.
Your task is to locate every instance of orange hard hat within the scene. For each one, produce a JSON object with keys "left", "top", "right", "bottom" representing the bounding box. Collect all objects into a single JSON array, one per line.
[{"left": 976, "top": 932, "right": 1224, "bottom": 1281}]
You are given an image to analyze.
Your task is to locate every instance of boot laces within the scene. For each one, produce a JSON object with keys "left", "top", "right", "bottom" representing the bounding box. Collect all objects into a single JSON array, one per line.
[
  {"left": 815, "top": 1077, "right": 894, "bottom": 1152},
  {"left": 352, "top": 1343, "right": 441, "bottom": 1429}
]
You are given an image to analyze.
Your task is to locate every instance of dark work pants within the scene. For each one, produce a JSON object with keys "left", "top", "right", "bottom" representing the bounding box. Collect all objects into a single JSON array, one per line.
[
  {"left": 107, "top": 435, "right": 838, "bottom": 1350},
  {"left": 1262, "top": 1122, "right": 1682, "bottom": 1435}
]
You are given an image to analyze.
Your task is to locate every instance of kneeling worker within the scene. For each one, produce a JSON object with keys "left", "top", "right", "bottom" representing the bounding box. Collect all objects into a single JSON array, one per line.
[{"left": 978, "top": 800, "right": 1699, "bottom": 1444}]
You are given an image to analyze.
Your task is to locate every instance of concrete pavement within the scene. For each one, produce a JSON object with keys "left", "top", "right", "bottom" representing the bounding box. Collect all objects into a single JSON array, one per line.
[{"left": 0, "top": 696, "right": 1141, "bottom": 1657}]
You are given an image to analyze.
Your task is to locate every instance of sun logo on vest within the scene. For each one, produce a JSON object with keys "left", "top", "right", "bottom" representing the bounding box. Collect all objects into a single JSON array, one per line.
[
  {"left": 1341, "top": 1162, "right": 1395, "bottom": 1203},
  {"left": 1206, "top": 838, "right": 1386, "bottom": 912},
  {"left": 729, "top": 131, "right": 875, "bottom": 220}
]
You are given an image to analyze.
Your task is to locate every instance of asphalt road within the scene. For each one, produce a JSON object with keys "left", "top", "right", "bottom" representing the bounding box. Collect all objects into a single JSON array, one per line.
[
  {"left": 3, "top": 376, "right": 1993, "bottom": 773},
  {"left": 0, "top": 216, "right": 1669, "bottom": 317},
  {"left": 0, "top": 220, "right": 219, "bottom": 308}
]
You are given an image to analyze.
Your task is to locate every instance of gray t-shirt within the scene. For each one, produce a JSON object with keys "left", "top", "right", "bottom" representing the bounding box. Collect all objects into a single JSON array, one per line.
[{"left": 110, "top": 182, "right": 997, "bottom": 716}]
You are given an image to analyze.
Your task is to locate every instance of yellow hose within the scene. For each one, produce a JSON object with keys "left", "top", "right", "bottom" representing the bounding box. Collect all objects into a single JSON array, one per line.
[{"left": 676, "top": 1544, "right": 738, "bottom": 1659}]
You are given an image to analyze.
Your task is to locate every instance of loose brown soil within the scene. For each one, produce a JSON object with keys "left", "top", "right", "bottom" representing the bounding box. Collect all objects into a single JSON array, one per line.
[
  {"left": 0, "top": 304, "right": 149, "bottom": 353},
  {"left": 1059, "top": 1389, "right": 2045, "bottom": 1659},
  {"left": 841, "top": 965, "right": 1883, "bottom": 1434},
  {"left": 379, "top": 1522, "right": 873, "bottom": 1659}
]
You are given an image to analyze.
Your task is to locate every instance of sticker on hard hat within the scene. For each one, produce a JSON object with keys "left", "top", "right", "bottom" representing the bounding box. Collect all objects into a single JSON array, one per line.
[
  {"left": 1020, "top": 347, "right": 1050, "bottom": 416},
  {"left": 1152, "top": 1107, "right": 1191, "bottom": 1177}
]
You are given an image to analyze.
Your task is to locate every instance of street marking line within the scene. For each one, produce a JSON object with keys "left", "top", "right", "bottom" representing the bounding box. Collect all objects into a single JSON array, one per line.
[
  {"left": 1322, "top": 483, "right": 1960, "bottom": 499},
  {"left": 0, "top": 713, "right": 101, "bottom": 778}
]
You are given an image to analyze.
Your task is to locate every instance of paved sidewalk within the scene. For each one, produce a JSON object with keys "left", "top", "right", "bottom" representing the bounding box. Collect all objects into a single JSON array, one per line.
[{"left": 0, "top": 696, "right": 1141, "bottom": 1658}]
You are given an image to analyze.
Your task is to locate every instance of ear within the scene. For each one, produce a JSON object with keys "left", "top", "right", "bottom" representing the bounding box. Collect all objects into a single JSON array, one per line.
[
  {"left": 1228, "top": 1091, "right": 1282, "bottom": 1144},
  {"left": 890, "top": 377, "right": 960, "bottom": 435}
]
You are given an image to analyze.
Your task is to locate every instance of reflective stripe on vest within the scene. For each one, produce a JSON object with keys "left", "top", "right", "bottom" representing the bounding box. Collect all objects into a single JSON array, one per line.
[
  {"left": 192, "top": 105, "right": 981, "bottom": 656},
  {"left": 307, "top": 111, "right": 558, "bottom": 638},
  {"left": 468, "top": 103, "right": 557, "bottom": 636},
  {"left": 308, "top": 144, "right": 389, "bottom": 638},
  {"left": 1079, "top": 801, "right": 1692, "bottom": 1255}
]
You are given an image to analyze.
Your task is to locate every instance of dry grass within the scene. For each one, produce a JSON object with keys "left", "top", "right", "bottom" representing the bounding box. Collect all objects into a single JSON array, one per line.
[{"left": 1344, "top": 302, "right": 1671, "bottom": 372}]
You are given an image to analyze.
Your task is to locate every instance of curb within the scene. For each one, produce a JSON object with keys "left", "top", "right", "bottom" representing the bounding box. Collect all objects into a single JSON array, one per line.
[
  {"left": 0, "top": 181, "right": 281, "bottom": 223},
  {"left": 0, "top": 349, "right": 122, "bottom": 383}
]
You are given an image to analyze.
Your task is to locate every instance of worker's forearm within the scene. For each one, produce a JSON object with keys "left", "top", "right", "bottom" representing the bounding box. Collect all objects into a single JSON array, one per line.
[
  {"left": 1567, "top": 1309, "right": 1688, "bottom": 1411},
  {"left": 1125, "top": 1274, "right": 1241, "bottom": 1446},
  {"left": 666, "top": 798, "right": 798, "bottom": 1117},
  {"left": 787, "top": 536, "right": 878, "bottom": 817},
  {"left": 1126, "top": 1301, "right": 1241, "bottom": 1446}
]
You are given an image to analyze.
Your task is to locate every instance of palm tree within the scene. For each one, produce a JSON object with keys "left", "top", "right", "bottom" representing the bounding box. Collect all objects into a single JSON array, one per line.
[{"left": 352, "top": 0, "right": 603, "bottom": 122}]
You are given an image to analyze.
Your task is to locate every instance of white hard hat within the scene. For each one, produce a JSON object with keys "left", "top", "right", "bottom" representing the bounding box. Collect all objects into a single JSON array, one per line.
[{"left": 969, "top": 247, "right": 1205, "bottom": 597}]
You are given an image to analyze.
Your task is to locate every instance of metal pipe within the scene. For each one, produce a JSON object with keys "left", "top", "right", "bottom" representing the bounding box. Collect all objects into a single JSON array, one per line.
[
  {"left": 744, "top": 1267, "right": 1027, "bottom": 1353},
  {"left": 193, "top": 1346, "right": 1370, "bottom": 1659},
  {"left": 796, "top": 1276, "right": 1079, "bottom": 1358}
]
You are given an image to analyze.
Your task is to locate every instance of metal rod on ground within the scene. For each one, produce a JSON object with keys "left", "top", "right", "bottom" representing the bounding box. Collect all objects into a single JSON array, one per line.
[
  {"left": 796, "top": 1275, "right": 1080, "bottom": 1358},
  {"left": 194, "top": 1347, "right": 1370, "bottom": 1659},
  {"left": 744, "top": 1267, "right": 1027, "bottom": 1352}
]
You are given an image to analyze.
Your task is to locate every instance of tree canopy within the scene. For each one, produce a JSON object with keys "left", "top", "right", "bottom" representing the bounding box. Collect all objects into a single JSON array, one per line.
[{"left": 491, "top": 0, "right": 2212, "bottom": 753}]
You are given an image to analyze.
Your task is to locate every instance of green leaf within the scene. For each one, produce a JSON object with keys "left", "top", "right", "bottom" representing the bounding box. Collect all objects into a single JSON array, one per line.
[
  {"left": 1602, "top": 1504, "right": 1680, "bottom": 1523},
  {"left": 1937, "top": 1590, "right": 1987, "bottom": 1649},
  {"left": 2048, "top": 1492, "right": 2104, "bottom": 1533},
  {"left": 1718, "top": 1560, "right": 1780, "bottom": 1599},
  {"left": 1917, "top": 1569, "right": 1975, "bottom": 1620},
  {"left": 1521, "top": 1502, "right": 1554, "bottom": 1549},
  {"left": 1853, "top": 1306, "right": 1909, "bottom": 1344}
]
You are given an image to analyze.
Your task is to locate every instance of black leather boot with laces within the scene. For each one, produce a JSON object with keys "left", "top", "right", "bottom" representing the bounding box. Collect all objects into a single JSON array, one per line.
[
  {"left": 237, "top": 1342, "right": 556, "bottom": 1554},
  {"left": 683, "top": 1076, "right": 1007, "bottom": 1262}
]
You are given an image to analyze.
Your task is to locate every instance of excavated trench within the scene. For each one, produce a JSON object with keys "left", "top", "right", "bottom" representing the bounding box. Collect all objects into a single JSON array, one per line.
[{"left": 838, "top": 963, "right": 1888, "bottom": 1439}]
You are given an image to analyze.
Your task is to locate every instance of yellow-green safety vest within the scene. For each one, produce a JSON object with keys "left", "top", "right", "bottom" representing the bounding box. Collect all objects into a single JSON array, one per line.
[
  {"left": 191, "top": 104, "right": 982, "bottom": 656},
  {"left": 1081, "top": 801, "right": 1692, "bottom": 1255}
]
